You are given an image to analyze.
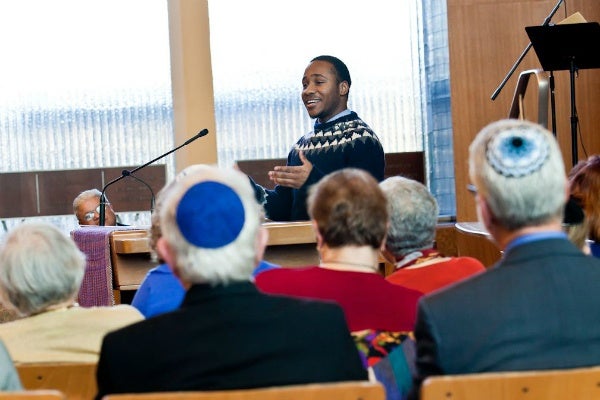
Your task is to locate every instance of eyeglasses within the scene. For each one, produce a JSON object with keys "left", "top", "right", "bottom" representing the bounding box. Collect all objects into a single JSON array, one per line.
[{"left": 84, "top": 205, "right": 108, "bottom": 222}]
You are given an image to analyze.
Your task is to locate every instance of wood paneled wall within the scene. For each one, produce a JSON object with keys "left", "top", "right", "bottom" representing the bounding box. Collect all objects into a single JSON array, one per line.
[
  {"left": 0, "top": 166, "right": 165, "bottom": 218},
  {"left": 448, "top": 0, "right": 600, "bottom": 221}
]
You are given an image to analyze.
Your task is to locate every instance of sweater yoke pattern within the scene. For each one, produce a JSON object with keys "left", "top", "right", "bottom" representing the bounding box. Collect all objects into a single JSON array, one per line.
[{"left": 295, "top": 119, "right": 379, "bottom": 154}]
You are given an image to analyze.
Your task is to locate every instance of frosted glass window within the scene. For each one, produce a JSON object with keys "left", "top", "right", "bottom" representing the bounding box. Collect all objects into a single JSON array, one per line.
[{"left": 0, "top": 0, "right": 173, "bottom": 232}]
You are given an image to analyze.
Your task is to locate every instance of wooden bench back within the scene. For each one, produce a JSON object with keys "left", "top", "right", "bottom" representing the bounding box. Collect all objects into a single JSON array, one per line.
[
  {"left": 0, "top": 391, "right": 65, "bottom": 400},
  {"left": 17, "top": 362, "right": 97, "bottom": 400},
  {"left": 421, "top": 365, "right": 600, "bottom": 400},
  {"left": 102, "top": 381, "right": 385, "bottom": 400}
]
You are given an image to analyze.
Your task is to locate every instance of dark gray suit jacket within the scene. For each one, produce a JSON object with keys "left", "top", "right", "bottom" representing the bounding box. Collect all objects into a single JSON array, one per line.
[
  {"left": 96, "top": 282, "right": 366, "bottom": 399},
  {"left": 410, "top": 237, "right": 600, "bottom": 398}
]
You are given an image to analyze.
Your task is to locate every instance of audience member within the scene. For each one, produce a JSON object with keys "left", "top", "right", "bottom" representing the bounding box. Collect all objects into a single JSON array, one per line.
[
  {"left": 380, "top": 176, "right": 485, "bottom": 293},
  {"left": 73, "top": 188, "right": 120, "bottom": 226},
  {"left": 95, "top": 165, "right": 366, "bottom": 399},
  {"left": 0, "top": 338, "right": 22, "bottom": 391},
  {"left": 409, "top": 119, "right": 600, "bottom": 399},
  {"left": 250, "top": 55, "right": 385, "bottom": 221},
  {"left": 568, "top": 154, "right": 600, "bottom": 257},
  {"left": 130, "top": 166, "right": 198, "bottom": 318},
  {"left": 256, "top": 168, "right": 423, "bottom": 332},
  {"left": 132, "top": 165, "right": 279, "bottom": 318},
  {"left": 0, "top": 222, "right": 144, "bottom": 363}
]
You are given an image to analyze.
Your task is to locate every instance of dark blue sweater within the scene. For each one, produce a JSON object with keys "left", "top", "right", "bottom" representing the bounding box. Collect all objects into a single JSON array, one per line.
[{"left": 252, "top": 111, "right": 385, "bottom": 221}]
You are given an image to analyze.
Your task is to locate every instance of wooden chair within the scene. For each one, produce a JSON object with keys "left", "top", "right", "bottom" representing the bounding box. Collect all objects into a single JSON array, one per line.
[
  {"left": 0, "top": 391, "right": 65, "bottom": 399},
  {"left": 101, "top": 381, "right": 385, "bottom": 400},
  {"left": 16, "top": 362, "right": 97, "bottom": 400},
  {"left": 421, "top": 365, "right": 600, "bottom": 400}
]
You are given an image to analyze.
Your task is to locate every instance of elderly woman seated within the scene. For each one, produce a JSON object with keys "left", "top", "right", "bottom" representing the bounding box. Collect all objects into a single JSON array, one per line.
[
  {"left": 380, "top": 176, "right": 485, "bottom": 293},
  {"left": 0, "top": 222, "right": 143, "bottom": 363}
]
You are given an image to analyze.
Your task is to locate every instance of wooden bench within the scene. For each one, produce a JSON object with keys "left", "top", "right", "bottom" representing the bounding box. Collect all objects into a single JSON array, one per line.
[
  {"left": 0, "top": 391, "right": 65, "bottom": 400},
  {"left": 421, "top": 365, "right": 600, "bottom": 400},
  {"left": 101, "top": 380, "right": 385, "bottom": 400},
  {"left": 17, "top": 362, "right": 97, "bottom": 400}
]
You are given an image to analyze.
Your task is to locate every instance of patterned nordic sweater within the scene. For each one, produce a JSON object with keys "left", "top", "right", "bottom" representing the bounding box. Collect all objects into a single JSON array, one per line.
[{"left": 251, "top": 111, "right": 385, "bottom": 221}]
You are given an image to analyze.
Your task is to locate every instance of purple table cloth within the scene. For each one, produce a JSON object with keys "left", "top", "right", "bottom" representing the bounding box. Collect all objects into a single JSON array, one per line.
[{"left": 71, "top": 226, "right": 137, "bottom": 306}]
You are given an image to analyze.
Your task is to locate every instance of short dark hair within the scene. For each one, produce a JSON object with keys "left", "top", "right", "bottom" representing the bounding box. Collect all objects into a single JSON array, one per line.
[{"left": 311, "top": 55, "right": 351, "bottom": 87}]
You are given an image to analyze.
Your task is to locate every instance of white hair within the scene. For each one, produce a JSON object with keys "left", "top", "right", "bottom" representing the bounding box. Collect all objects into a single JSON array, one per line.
[
  {"left": 380, "top": 176, "right": 438, "bottom": 256},
  {"left": 0, "top": 222, "right": 85, "bottom": 316}
]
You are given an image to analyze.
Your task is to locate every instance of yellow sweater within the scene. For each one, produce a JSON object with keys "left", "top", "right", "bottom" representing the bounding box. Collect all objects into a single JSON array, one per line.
[{"left": 0, "top": 305, "right": 143, "bottom": 363}]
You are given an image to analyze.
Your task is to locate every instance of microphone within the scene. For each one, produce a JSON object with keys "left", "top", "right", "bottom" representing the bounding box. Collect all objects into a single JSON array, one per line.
[{"left": 99, "top": 128, "right": 209, "bottom": 226}]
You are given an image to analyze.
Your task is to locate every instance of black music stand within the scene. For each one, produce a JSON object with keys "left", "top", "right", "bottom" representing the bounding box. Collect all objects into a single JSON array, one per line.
[{"left": 525, "top": 22, "right": 600, "bottom": 166}]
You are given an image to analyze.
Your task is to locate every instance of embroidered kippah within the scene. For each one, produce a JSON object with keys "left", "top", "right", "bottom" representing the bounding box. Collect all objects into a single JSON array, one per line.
[
  {"left": 486, "top": 125, "right": 549, "bottom": 178},
  {"left": 176, "top": 181, "right": 245, "bottom": 248}
]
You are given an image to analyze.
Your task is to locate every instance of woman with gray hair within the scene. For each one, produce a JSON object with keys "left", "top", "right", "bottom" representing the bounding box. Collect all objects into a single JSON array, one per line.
[
  {"left": 0, "top": 222, "right": 143, "bottom": 363},
  {"left": 381, "top": 176, "right": 484, "bottom": 293}
]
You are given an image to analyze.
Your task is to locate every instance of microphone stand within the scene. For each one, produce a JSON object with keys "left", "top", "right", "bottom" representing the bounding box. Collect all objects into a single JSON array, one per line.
[
  {"left": 99, "top": 128, "right": 209, "bottom": 226},
  {"left": 123, "top": 170, "right": 156, "bottom": 213},
  {"left": 490, "top": 0, "right": 564, "bottom": 102}
]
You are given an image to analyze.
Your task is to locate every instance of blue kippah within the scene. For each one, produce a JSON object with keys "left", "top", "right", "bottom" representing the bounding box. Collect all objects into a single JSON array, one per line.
[
  {"left": 176, "top": 181, "right": 245, "bottom": 248},
  {"left": 486, "top": 125, "right": 549, "bottom": 178}
]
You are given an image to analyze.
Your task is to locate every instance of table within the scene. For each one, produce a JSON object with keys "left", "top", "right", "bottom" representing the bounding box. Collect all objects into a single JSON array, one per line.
[{"left": 72, "top": 222, "right": 321, "bottom": 306}]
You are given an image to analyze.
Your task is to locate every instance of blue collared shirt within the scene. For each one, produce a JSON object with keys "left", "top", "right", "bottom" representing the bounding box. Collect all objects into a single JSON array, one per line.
[
  {"left": 314, "top": 109, "right": 352, "bottom": 128},
  {"left": 504, "top": 231, "right": 568, "bottom": 254}
]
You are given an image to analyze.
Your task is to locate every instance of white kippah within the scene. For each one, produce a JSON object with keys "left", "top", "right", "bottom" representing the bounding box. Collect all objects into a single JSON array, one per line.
[{"left": 486, "top": 124, "right": 549, "bottom": 178}]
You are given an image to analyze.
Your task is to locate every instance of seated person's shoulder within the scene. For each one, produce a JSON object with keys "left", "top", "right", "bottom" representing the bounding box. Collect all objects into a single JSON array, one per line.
[{"left": 78, "top": 304, "right": 144, "bottom": 321}]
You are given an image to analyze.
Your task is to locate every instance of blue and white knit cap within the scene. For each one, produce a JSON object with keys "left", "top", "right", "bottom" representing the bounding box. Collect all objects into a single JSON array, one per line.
[{"left": 485, "top": 123, "right": 550, "bottom": 178}]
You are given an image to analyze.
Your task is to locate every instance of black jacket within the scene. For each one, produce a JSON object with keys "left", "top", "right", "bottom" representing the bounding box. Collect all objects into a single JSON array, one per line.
[{"left": 96, "top": 282, "right": 366, "bottom": 399}]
